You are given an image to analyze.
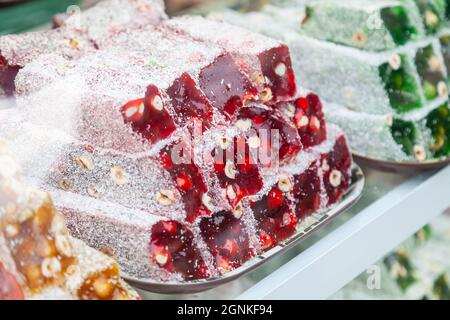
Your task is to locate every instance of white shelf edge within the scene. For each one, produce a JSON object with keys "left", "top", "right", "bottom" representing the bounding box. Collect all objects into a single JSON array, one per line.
[{"left": 237, "top": 166, "right": 450, "bottom": 300}]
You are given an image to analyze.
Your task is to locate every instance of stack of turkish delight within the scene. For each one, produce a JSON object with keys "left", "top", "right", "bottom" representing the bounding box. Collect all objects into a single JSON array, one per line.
[
  {"left": 0, "top": 141, "right": 139, "bottom": 300},
  {"left": 0, "top": 0, "right": 353, "bottom": 282},
  {"left": 212, "top": 0, "right": 450, "bottom": 162}
]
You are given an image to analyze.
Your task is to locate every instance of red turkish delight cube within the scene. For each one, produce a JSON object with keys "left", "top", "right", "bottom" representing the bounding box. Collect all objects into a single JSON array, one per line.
[
  {"left": 163, "top": 16, "right": 296, "bottom": 101},
  {"left": 236, "top": 104, "right": 302, "bottom": 165},
  {"left": 159, "top": 140, "right": 212, "bottom": 223},
  {"left": 150, "top": 220, "right": 210, "bottom": 280},
  {"left": 209, "top": 134, "right": 263, "bottom": 208},
  {"left": 198, "top": 53, "right": 258, "bottom": 118},
  {"left": 199, "top": 211, "right": 254, "bottom": 274},
  {"left": 251, "top": 184, "right": 297, "bottom": 250},
  {"left": 274, "top": 92, "right": 327, "bottom": 149},
  {"left": 320, "top": 133, "right": 352, "bottom": 206},
  {"left": 292, "top": 162, "right": 321, "bottom": 220}
]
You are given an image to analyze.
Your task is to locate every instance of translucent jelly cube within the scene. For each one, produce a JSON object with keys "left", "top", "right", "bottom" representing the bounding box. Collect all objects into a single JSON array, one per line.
[
  {"left": 292, "top": 163, "right": 321, "bottom": 220},
  {"left": 210, "top": 135, "right": 263, "bottom": 208},
  {"left": 274, "top": 92, "right": 327, "bottom": 149},
  {"left": 159, "top": 141, "right": 212, "bottom": 223},
  {"left": 164, "top": 16, "right": 297, "bottom": 100},
  {"left": 0, "top": 56, "right": 20, "bottom": 96},
  {"left": 236, "top": 104, "right": 302, "bottom": 164},
  {"left": 199, "top": 211, "right": 254, "bottom": 274},
  {"left": 391, "top": 118, "right": 426, "bottom": 160},
  {"left": 251, "top": 185, "right": 297, "bottom": 251},
  {"left": 320, "top": 134, "right": 352, "bottom": 206},
  {"left": 414, "top": 43, "right": 448, "bottom": 101},
  {"left": 150, "top": 220, "right": 210, "bottom": 280},
  {"left": 379, "top": 54, "right": 423, "bottom": 113},
  {"left": 198, "top": 53, "right": 259, "bottom": 118},
  {"left": 425, "top": 103, "right": 450, "bottom": 158},
  {"left": 0, "top": 261, "right": 24, "bottom": 300}
]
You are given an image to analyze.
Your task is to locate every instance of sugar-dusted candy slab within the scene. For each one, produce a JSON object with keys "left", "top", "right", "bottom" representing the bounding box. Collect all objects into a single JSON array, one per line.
[
  {"left": 301, "top": 0, "right": 425, "bottom": 51},
  {"left": 52, "top": 188, "right": 214, "bottom": 281},
  {"left": 163, "top": 16, "right": 297, "bottom": 101},
  {"left": 210, "top": 7, "right": 430, "bottom": 115},
  {"left": 0, "top": 0, "right": 166, "bottom": 96},
  {"left": 325, "top": 100, "right": 450, "bottom": 161},
  {"left": 15, "top": 48, "right": 214, "bottom": 152},
  {"left": 110, "top": 26, "right": 257, "bottom": 120}
]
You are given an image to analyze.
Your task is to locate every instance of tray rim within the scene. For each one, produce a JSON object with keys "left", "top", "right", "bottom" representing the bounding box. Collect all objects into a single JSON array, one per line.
[
  {"left": 353, "top": 153, "right": 450, "bottom": 173},
  {"left": 124, "top": 164, "right": 365, "bottom": 294}
]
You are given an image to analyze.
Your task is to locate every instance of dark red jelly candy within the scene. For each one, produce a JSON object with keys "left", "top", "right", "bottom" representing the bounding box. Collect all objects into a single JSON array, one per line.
[
  {"left": 322, "top": 135, "right": 352, "bottom": 206},
  {"left": 150, "top": 221, "right": 210, "bottom": 280},
  {"left": 160, "top": 144, "right": 211, "bottom": 223},
  {"left": 166, "top": 72, "right": 214, "bottom": 130},
  {"left": 121, "top": 85, "right": 176, "bottom": 144},
  {"left": 200, "top": 211, "right": 254, "bottom": 273},
  {"left": 275, "top": 93, "right": 327, "bottom": 149},
  {"left": 292, "top": 162, "right": 321, "bottom": 220},
  {"left": 258, "top": 45, "right": 296, "bottom": 100},
  {"left": 237, "top": 106, "right": 302, "bottom": 164},
  {"left": 199, "top": 53, "right": 258, "bottom": 119},
  {"left": 212, "top": 136, "right": 263, "bottom": 208},
  {"left": 0, "top": 56, "right": 20, "bottom": 96},
  {"left": 0, "top": 262, "right": 24, "bottom": 300},
  {"left": 251, "top": 187, "right": 297, "bottom": 250}
]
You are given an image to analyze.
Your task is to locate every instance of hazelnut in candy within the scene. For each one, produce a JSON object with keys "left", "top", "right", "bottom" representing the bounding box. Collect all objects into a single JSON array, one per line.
[
  {"left": 292, "top": 163, "right": 321, "bottom": 221},
  {"left": 163, "top": 16, "right": 297, "bottom": 101},
  {"left": 150, "top": 221, "right": 211, "bottom": 280},
  {"left": 200, "top": 211, "right": 254, "bottom": 273},
  {"left": 236, "top": 104, "right": 302, "bottom": 164},
  {"left": 274, "top": 92, "right": 327, "bottom": 149},
  {"left": 209, "top": 133, "right": 263, "bottom": 208},
  {"left": 68, "top": 238, "right": 139, "bottom": 300},
  {"left": 159, "top": 141, "right": 212, "bottom": 223},
  {"left": 251, "top": 184, "right": 297, "bottom": 250},
  {"left": 112, "top": 26, "right": 257, "bottom": 120},
  {"left": 319, "top": 132, "right": 353, "bottom": 206}
]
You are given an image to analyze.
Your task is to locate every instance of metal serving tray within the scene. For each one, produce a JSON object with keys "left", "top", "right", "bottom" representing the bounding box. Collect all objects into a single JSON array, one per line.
[
  {"left": 124, "top": 164, "right": 365, "bottom": 294},
  {"left": 353, "top": 154, "right": 450, "bottom": 173}
]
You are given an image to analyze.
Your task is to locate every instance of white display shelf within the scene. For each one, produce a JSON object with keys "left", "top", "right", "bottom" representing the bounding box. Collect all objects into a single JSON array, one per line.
[{"left": 138, "top": 164, "right": 450, "bottom": 300}]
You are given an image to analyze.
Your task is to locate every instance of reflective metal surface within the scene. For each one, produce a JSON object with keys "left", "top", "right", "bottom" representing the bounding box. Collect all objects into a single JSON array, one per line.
[{"left": 353, "top": 154, "right": 450, "bottom": 173}]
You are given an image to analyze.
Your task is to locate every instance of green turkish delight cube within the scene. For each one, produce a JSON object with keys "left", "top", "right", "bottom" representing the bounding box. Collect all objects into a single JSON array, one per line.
[
  {"left": 414, "top": 42, "right": 448, "bottom": 101},
  {"left": 424, "top": 102, "right": 450, "bottom": 157},
  {"left": 301, "top": 0, "right": 424, "bottom": 51},
  {"left": 379, "top": 54, "right": 424, "bottom": 113},
  {"left": 406, "top": 0, "right": 447, "bottom": 34},
  {"left": 439, "top": 33, "right": 450, "bottom": 84}
]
